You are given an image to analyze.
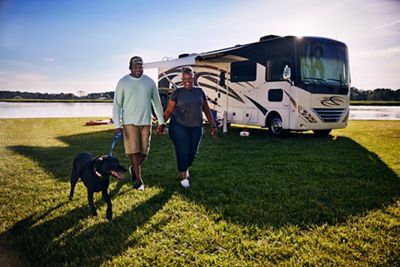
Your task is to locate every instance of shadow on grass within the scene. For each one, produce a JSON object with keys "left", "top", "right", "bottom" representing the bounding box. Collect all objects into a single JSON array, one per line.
[
  {"left": 5, "top": 127, "right": 400, "bottom": 265},
  {"left": 1, "top": 185, "right": 175, "bottom": 266}
]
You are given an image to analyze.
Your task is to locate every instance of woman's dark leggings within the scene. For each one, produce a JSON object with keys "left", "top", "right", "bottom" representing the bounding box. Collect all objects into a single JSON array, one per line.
[{"left": 168, "top": 117, "right": 203, "bottom": 172}]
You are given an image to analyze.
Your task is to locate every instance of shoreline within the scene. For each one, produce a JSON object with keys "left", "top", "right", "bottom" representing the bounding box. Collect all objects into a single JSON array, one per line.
[{"left": 1, "top": 99, "right": 400, "bottom": 106}]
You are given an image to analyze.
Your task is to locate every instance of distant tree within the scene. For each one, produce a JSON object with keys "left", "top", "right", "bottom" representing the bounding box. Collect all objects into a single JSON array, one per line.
[
  {"left": 77, "top": 90, "right": 85, "bottom": 97},
  {"left": 2, "top": 88, "right": 397, "bottom": 101},
  {"left": 350, "top": 87, "right": 368, "bottom": 100},
  {"left": 368, "top": 88, "right": 399, "bottom": 101},
  {"left": 350, "top": 87, "right": 400, "bottom": 101}
]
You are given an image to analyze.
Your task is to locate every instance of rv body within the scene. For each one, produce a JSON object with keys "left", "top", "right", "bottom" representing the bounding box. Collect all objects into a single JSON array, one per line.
[{"left": 147, "top": 35, "right": 350, "bottom": 136}]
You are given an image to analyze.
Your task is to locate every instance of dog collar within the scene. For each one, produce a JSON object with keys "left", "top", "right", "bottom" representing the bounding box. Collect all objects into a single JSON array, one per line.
[
  {"left": 94, "top": 169, "right": 102, "bottom": 177},
  {"left": 93, "top": 157, "right": 107, "bottom": 180}
]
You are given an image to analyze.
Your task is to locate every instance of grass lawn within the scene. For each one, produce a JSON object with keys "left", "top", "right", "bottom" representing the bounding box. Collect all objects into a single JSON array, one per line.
[{"left": 0, "top": 118, "right": 399, "bottom": 266}]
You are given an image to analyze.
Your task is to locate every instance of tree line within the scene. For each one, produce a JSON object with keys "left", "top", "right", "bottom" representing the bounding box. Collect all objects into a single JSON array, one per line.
[
  {"left": 0, "top": 91, "right": 114, "bottom": 100},
  {"left": 1, "top": 87, "right": 399, "bottom": 101},
  {"left": 350, "top": 88, "right": 400, "bottom": 101}
]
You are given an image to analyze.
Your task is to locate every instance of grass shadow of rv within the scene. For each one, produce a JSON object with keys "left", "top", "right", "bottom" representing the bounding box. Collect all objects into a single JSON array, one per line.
[{"left": 171, "top": 126, "right": 400, "bottom": 227}]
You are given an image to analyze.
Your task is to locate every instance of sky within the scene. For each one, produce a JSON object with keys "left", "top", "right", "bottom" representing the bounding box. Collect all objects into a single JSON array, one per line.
[{"left": 0, "top": 0, "right": 399, "bottom": 95}]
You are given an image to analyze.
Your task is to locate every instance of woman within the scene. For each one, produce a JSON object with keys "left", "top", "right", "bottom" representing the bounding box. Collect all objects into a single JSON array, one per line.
[{"left": 163, "top": 66, "right": 217, "bottom": 188}]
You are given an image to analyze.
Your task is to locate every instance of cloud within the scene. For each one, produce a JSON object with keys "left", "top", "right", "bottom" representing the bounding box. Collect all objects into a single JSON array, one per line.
[
  {"left": 357, "top": 46, "right": 400, "bottom": 58},
  {"left": 14, "top": 73, "right": 49, "bottom": 82},
  {"left": 0, "top": 71, "right": 48, "bottom": 90},
  {"left": 0, "top": 59, "right": 35, "bottom": 68},
  {"left": 0, "top": 70, "right": 117, "bottom": 93},
  {"left": 112, "top": 48, "right": 167, "bottom": 65},
  {"left": 43, "top": 57, "right": 54, "bottom": 62},
  {"left": 372, "top": 19, "right": 400, "bottom": 30}
]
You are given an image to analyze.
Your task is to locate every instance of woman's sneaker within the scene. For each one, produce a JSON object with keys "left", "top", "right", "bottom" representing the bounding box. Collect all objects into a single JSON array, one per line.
[{"left": 180, "top": 178, "right": 190, "bottom": 188}]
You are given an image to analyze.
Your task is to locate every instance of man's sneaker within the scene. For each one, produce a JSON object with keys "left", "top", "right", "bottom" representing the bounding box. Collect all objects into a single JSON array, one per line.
[
  {"left": 128, "top": 166, "right": 137, "bottom": 182},
  {"left": 180, "top": 178, "right": 190, "bottom": 188},
  {"left": 134, "top": 180, "right": 144, "bottom": 191}
]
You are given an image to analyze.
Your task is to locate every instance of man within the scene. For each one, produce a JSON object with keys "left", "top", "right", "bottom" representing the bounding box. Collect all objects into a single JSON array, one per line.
[{"left": 112, "top": 56, "right": 165, "bottom": 190}]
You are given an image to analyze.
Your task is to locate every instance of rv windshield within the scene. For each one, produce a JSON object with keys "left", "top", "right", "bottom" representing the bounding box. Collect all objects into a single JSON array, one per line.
[{"left": 300, "top": 39, "right": 349, "bottom": 94}]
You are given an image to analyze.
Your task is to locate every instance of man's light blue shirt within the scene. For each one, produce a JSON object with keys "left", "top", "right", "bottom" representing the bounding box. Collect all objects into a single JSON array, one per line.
[{"left": 112, "top": 74, "right": 165, "bottom": 128}]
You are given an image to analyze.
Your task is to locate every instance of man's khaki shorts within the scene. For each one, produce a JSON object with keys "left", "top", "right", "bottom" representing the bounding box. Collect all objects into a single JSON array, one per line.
[{"left": 123, "top": 125, "right": 151, "bottom": 155}]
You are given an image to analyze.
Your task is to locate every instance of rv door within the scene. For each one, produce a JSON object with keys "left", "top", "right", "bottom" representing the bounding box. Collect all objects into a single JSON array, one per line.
[{"left": 266, "top": 82, "right": 291, "bottom": 129}]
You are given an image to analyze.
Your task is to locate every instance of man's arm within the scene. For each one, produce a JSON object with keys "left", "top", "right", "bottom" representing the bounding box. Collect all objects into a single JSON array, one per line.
[
  {"left": 151, "top": 83, "right": 166, "bottom": 125},
  {"left": 112, "top": 80, "right": 124, "bottom": 129}
]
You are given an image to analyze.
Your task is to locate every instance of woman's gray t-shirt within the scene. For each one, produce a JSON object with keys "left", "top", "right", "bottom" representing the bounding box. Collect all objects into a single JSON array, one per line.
[{"left": 170, "top": 87, "right": 206, "bottom": 127}]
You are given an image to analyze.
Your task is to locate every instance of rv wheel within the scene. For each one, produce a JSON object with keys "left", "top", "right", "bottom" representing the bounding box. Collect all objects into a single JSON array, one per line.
[
  {"left": 313, "top": 129, "right": 331, "bottom": 136},
  {"left": 268, "top": 117, "right": 286, "bottom": 137}
]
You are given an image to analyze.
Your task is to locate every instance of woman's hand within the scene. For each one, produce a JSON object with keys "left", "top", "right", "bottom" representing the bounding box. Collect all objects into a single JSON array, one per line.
[
  {"left": 156, "top": 124, "right": 165, "bottom": 135},
  {"left": 210, "top": 127, "right": 218, "bottom": 137}
]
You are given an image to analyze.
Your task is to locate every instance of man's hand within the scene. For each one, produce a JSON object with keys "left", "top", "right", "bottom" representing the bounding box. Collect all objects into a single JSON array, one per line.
[{"left": 156, "top": 124, "right": 165, "bottom": 135}]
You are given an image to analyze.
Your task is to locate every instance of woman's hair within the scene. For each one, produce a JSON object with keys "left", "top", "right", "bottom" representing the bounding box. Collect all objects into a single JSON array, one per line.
[{"left": 181, "top": 66, "right": 193, "bottom": 74}]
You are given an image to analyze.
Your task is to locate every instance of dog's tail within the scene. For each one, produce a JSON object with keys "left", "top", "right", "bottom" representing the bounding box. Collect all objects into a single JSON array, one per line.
[{"left": 69, "top": 160, "right": 80, "bottom": 201}]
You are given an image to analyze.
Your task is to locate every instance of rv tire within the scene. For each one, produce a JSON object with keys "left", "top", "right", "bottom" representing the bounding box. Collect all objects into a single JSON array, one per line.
[{"left": 268, "top": 116, "right": 286, "bottom": 137}]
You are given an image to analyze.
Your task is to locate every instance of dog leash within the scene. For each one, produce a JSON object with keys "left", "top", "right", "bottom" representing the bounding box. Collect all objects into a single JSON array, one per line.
[{"left": 109, "top": 131, "right": 122, "bottom": 156}]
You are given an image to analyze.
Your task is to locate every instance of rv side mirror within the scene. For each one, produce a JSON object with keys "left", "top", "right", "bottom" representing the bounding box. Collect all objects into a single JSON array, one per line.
[
  {"left": 219, "top": 71, "right": 226, "bottom": 86},
  {"left": 283, "top": 65, "right": 291, "bottom": 81}
]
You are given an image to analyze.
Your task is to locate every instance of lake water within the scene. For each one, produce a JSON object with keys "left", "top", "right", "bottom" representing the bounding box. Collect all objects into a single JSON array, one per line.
[
  {"left": 0, "top": 102, "right": 399, "bottom": 120},
  {"left": 0, "top": 102, "right": 113, "bottom": 118}
]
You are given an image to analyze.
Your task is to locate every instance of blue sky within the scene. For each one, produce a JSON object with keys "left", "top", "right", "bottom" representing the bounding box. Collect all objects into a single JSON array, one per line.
[{"left": 0, "top": 0, "right": 399, "bottom": 94}]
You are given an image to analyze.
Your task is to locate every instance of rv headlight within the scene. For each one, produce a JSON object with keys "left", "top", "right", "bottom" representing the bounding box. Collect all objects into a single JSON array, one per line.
[
  {"left": 298, "top": 106, "right": 307, "bottom": 116},
  {"left": 297, "top": 105, "right": 317, "bottom": 123}
]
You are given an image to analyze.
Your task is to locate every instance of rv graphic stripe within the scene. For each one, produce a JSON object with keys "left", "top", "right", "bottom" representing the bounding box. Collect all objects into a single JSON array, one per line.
[
  {"left": 244, "top": 96, "right": 268, "bottom": 115},
  {"left": 158, "top": 66, "right": 245, "bottom": 104},
  {"left": 199, "top": 76, "right": 245, "bottom": 103},
  {"left": 284, "top": 91, "right": 297, "bottom": 107}
]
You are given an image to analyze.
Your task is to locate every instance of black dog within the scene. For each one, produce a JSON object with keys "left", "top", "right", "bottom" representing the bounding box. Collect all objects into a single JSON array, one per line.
[{"left": 69, "top": 152, "right": 127, "bottom": 221}]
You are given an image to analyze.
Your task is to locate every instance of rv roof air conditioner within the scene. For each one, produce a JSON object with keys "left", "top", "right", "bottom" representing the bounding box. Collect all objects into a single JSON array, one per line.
[
  {"left": 259, "top": 35, "right": 281, "bottom": 42},
  {"left": 178, "top": 53, "right": 198, "bottom": 58}
]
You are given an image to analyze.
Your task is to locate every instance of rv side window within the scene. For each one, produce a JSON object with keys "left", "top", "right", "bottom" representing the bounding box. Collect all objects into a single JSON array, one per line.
[
  {"left": 265, "top": 45, "right": 292, "bottom": 81},
  {"left": 231, "top": 60, "right": 256, "bottom": 82},
  {"left": 268, "top": 89, "right": 283, "bottom": 102}
]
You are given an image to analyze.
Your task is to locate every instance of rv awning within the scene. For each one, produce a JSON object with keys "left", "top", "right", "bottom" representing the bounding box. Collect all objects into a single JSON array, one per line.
[
  {"left": 144, "top": 55, "right": 197, "bottom": 69},
  {"left": 144, "top": 43, "right": 251, "bottom": 69},
  {"left": 195, "top": 44, "right": 250, "bottom": 61}
]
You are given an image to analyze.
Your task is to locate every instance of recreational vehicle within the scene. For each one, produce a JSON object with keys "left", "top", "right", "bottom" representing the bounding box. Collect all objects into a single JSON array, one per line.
[{"left": 145, "top": 35, "right": 350, "bottom": 136}]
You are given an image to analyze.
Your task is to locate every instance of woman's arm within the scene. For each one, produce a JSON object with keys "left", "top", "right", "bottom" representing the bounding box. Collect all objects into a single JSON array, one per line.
[
  {"left": 163, "top": 100, "right": 177, "bottom": 122},
  {"left": 157, "top": 100, "right": 176, "bottom": 135},
  {"left": 202, "top": 99, "right": 218, "bottom": 136}
]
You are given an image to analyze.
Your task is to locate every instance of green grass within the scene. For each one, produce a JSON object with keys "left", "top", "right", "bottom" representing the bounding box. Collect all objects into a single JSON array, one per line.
[{"left": 0, "top": 118, "right": 399, "bottom": 266}]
